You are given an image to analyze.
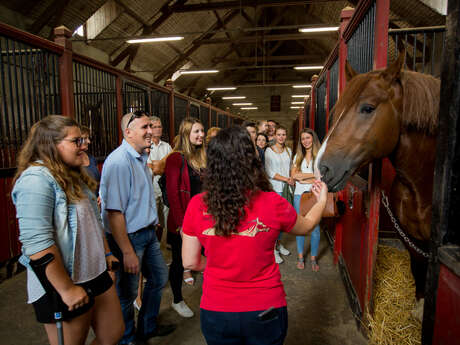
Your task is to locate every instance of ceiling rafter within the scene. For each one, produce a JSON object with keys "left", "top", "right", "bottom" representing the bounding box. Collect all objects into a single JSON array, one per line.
[
  {"left": 28, "top": 0, "right": 71, "bottom": 34},
  {"left": 211, "top": 8, "right": 242, "bottom": 57},
  {"left": 173, "top": 0, "right": 342, "bottom": 13},
  {"left": 153, "top": 9, "right": 240, "bottom": 83},
  {"left": 110, "top": 0, "right": 188, "bottom": 68},
  {"left": 196, "top": 32, "right": 338, "bottom": 45},
  {"left": 212, "top": 54, "right": 322, "bottom": 64}
]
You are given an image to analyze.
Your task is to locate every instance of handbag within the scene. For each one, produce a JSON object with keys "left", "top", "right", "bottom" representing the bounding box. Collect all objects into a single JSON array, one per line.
[
  {"left": 281, "top": 182, "right": 294, "bottom": 206},
  {"left": 300, "top": 192, "right": 338, "bottom": 218}
]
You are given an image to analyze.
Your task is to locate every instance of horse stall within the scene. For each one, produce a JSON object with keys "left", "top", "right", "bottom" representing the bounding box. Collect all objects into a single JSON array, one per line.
[
  {"left": 0, "top": 21, "right": 239, "bottom": 281},
  {"left": 302, "top": 0, "right": 460, "bottom": 344}
]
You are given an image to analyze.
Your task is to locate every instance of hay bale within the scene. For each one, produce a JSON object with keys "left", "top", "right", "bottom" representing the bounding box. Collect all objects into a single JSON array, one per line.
[{"left": 366, "top": 245, "right": 422, "bottom": 345}]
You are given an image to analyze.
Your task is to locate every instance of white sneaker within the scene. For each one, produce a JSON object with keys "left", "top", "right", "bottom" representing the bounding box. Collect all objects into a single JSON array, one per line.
[
  {"left": 274, "top": 249, "right": 284, "bottom": 264},
  {"left": 172, "top": 300, "right": 194, "bottom": 318},
  {"left": 278, "top": 243, "right": 290, "bottom": 256}
]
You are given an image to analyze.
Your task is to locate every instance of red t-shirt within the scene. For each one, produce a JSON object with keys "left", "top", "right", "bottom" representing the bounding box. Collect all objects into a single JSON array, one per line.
[{"left": 182, "top": 191, "right": 297, "bottom": 312}]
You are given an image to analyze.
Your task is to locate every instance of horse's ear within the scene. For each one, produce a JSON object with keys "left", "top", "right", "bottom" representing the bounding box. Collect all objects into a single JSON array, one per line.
[
  {"left": 345, "top": 60, "right": 358, "bottom": 82},
  {"left": 382, "top": 54, "right": 404, "bottom": 83}
]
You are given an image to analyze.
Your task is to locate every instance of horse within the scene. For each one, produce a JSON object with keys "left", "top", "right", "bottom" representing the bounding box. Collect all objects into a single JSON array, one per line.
[{"left": 314, "top": 55, "right": 440, "bottom": 303}]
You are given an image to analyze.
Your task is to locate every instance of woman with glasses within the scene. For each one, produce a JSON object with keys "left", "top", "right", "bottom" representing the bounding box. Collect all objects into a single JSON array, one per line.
[
  {"left": 164, "top": 117, "right": 206, "bottom": 318},
  {"left": 181, "top": 127, "right": 327, "bottom": 345},
  {"left": 12, "top": 115, "right": 124, "bottom": 345}
]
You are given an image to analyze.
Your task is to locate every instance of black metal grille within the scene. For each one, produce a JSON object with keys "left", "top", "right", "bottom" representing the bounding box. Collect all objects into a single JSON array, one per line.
[
  {"left": 315, "top": 77, "right": 327, "bottom": 142},
  {"left": 73, "top": 62, "right": 117, "bottom": 159},
  {"left": 190, "top": 104, "right": 199, "bottom": 118},
  {"left": 328, "top": 58, "right": 339, "bottom": 129},
  {"left": 346, "top": 1, "right": 376, "bottom": 73},
  {"left": 211, "top": 110, "right": 217, "bottom": 127},
  {"left": 0, "top": 36, "right": 61, "bottom": 169},
  {"left": 123, "top": 82, "right": 149, "bottom": 114},
  {"left": 217, "top": 113, "right": 226, "bottom": 128},
  {"left": 199, "top": 105, "right": 209, "bottom": 131},
  {"left": 388, "top": 26, "right": 446, "bottom": 77},
  {"left": 151, "top": 88, "right": 170, "bottom": 143},
  {"left": 174, "top": 96, "right": 187, "bottom": 136}
]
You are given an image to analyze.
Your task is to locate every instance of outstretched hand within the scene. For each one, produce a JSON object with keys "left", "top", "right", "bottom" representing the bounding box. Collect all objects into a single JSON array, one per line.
[{"left": 311, "top": 180, "right": 328, "bottom": 202}]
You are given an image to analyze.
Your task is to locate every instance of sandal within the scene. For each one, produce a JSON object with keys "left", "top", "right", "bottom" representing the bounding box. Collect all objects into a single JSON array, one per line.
[
  {"left": 311, "top": 258, "right": 319, "bottom": 272},
  {"left": 183, "top": 269, "right": 195, "bottom": 286},
  {"left": 296, "top": 257, "right": 305, "bottom": 270}
]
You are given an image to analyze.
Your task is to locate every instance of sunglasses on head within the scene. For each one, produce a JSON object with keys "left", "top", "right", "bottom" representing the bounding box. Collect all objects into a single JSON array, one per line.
[{"left": 126, "top": 110, "right": 148, "bottom": 128}]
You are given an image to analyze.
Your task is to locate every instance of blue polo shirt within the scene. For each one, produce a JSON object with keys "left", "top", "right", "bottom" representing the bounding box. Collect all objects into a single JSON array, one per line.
[{"left": 100, "top": 139, "right": 158, "bottom": 233}]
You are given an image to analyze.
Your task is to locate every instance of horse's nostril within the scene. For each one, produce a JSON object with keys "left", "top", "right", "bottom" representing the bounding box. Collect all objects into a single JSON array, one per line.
[{"left": 319, "top": 165, "right": 329, "bottom": 179}]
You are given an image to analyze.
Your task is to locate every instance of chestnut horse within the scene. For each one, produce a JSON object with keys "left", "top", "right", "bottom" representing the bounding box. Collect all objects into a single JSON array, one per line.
[{"left": 315, "top": 55, "right": 440, "bottom": 299}]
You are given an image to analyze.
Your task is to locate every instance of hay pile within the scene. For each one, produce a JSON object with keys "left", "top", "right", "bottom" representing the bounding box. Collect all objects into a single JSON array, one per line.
[{"left": 366, "top": 245, "right": 422, "bottom": 345}]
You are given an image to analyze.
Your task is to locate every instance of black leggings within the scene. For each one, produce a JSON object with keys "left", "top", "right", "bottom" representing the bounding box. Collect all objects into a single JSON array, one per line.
[{"left": 167, "top": 231, "right": 184, "bottom": 303}]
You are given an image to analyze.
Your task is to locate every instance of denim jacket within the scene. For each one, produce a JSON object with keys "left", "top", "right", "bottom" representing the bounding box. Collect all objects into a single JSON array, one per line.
[{"left": 12, "top": 165, "right": 100, "bottom": 302}]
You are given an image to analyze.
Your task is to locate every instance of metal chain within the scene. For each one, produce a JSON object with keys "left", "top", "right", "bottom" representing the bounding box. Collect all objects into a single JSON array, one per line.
[{"left": 381, "top": 191, "right": 430, "bottom": 258}]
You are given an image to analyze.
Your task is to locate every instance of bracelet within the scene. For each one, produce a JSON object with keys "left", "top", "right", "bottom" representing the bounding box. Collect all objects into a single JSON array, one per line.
[{"left": 105, "top": 252, "right": 113, "bottom": 257}]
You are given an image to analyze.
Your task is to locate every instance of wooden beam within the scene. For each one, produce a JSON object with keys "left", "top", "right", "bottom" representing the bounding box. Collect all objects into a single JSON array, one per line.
[
  {"left": 212, "top": 54, "right": 321, "bottom": 64},
  {"left": 198, "top": 32, "right": 338, "bottom": 45},
  {"left": 212, "top": 9, "right": 242, "bottom": 57},
  {"left": 154, "top": 10, "right": 239, "bottom": 82},
  {"left": 28, "top": 0, "right": 71, "bottom": 34},
  {"left": 174, "top": 0, "right": 341, "bottom": 12},
  {"left": 110, "top": 0, "right": 187, "bottom": 67}
]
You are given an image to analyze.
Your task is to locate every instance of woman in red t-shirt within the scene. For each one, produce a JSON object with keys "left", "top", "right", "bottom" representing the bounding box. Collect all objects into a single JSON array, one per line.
[{"left": 182, "top": 127, "right": 328, "bottom": 345}]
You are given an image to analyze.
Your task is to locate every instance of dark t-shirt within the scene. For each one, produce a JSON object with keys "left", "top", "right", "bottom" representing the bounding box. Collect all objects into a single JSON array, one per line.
[{"left": 188, "top": 163, "right": 202, "bottom": 197}]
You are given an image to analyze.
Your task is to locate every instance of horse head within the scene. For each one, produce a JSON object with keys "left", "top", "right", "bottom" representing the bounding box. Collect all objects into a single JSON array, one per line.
[{"left": 315, "top": 55, "right": 405, "bottom": 191}]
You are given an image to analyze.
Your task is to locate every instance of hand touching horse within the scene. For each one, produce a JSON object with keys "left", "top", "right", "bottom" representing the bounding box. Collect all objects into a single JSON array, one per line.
[{"left": 315, "top": 55, "right": 440, "bottom": 299}]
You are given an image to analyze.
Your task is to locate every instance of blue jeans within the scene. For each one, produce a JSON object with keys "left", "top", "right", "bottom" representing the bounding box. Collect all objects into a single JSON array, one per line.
[
  {"left": 201, "top": 307, "right": 288, "bottom": 345},
  {"left": 276, "top": 191, "right": 284, "bottom": 242},
  {"left": 293, "top": 193, "right": 320, "bottom": 257},
  {"left": 107, "top": 226, "right": 169, "bottom": 344}
]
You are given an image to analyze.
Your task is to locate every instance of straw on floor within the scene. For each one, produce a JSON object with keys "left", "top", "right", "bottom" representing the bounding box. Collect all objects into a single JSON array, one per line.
[{"left": 366, "top": 245, "right": 422, "bottom": 345}]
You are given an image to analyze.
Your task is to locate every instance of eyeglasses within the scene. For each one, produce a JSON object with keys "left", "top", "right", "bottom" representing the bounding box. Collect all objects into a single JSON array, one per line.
[
  {"left": 126, "top": 110, "right": 148, "bottom": 128},
  {"left": 62, "top": 137, "right": 85, "bottom": 148}
]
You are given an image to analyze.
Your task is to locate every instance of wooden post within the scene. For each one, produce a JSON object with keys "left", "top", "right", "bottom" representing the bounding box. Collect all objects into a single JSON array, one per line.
[
  {"left": 116, "top": 77, "right": 123, "bottom": 144},
  {"left": 54, "top": 26, "right": 74, "bottom": 118},
  {"left": 338, "top": 7, "right": 354, "bottom": 95}
]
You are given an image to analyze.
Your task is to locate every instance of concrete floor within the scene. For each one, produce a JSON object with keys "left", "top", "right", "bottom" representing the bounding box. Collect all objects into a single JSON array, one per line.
[{"left": 0, "top": 230, "right": 367, "bottom": 345}]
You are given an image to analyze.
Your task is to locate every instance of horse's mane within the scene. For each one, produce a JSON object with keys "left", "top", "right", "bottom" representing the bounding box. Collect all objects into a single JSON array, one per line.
[{"left": 330, "top": 70, "right": 440, "bottom": 135}]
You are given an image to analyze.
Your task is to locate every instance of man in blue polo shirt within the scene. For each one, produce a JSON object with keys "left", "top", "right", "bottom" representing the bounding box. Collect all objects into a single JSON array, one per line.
[{"left": 100, "top": 111, "right": 175, "bottom": 344}]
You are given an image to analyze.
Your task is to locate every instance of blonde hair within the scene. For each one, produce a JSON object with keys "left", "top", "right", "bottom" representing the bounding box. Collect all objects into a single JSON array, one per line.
[
  {"left": 294, "top": 128, "right": 321, "bottom": 170},
  {"left": 174, "top": 117, "right": 206, "bottom": 171},
  {"left": 13, "top": 115, "right": 97, "bottom": 201},
  {"left": 205, "top": 127, "right": 221, "bottom": 145}
]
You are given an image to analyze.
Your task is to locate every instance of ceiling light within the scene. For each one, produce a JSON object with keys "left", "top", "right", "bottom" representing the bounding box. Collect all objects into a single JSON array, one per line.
[
  {"left": 241, "top": 107, "right": 258, "bottom": 110},
  {"left": 180, "top": 69, "right": 219, "bottom": 74},
  {"left": 233, "top": 102, "right": 252, "bottom": 106},
  {"left": 290, "top": 106, "right": 303, "bottom": 109},
  {"left": 291, "top": 101, "right": 304, "bottom": 104},
  {"left": 292, "top": 95, "right": 310, "bottom": 98},
  {"left": 222, "top": 96, "right": 246, "bottom": 100},
  {"left": 127, "top": 36, "right": 184, "bottom": 43},
  {"left": 292, "top": 84, "right": 312, "bottom": 88},
  {"left": 293, "top": 66, "right": 323, "bottom": 70},
  {"left": 207, "top": 87, "right": 237, "bottom": 91},
  {"left": 299, "top": 26, "right": 339, "bottom": 33}
]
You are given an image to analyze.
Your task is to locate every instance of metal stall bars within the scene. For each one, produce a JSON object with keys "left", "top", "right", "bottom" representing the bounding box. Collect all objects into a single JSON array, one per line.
[
  {"left": 151, "top": 88, "right": 170, "bottom": 143},
  {"left": 328, "top": 57, "right": 339, "bottom": 130},
  {"left": 73, "top": 60, "right": 118, "bottom": 160},
  {"left": 189, "top": 102, "right": 199, "bottom": 119},
  {"left": 314, "top": 75, "right": 327, "bottom": 142},
  {"left": 123, "top": 81, "right": 149, "bottom": 114},
  {"left": 210, "top": 109, "right": 217, "bottom": 127},
  {"left": 0, "top": 34, "right": 61, "bottom": 170},
  {"left": 217, "top": 113, "right": 226, "bottom": 129},
  {"left": 174, "top": 95, "right": 188, "bottom": 136},
  {"left": 388, "top": 26, "right": 446, "bottom": 76},
  {"left": 199, "top": 104, "right": 209, "bottom": 132}
]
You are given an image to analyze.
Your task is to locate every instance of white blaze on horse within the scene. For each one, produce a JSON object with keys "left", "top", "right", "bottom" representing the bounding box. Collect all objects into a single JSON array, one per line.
[{"left": 314, "top": 55, "right": 440, "bottom": 316}]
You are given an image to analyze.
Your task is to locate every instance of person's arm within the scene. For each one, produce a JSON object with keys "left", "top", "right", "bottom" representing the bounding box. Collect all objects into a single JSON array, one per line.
[
  {"left": 30, "top": 245, "right": 89, "bottom": 311},
  {"left": 290, "top": 181, "right": 328, "bottom": 235},
  {"left": 165, "top": 153, "right": 186, "bottom": 229},
  {"left": 107, "top": 210, "right": 139, "bottom": 274},
  {"left": 182, "top": 233, "right": 206, "bottom": 271},
  {"left": 12, "top": 173, "right": 88, "bottom": 310}
]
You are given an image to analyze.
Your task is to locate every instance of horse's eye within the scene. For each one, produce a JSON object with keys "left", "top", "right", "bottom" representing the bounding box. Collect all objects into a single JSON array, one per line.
[{"left": 359, "top": 104, "right": 375, "bottom": 114}]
